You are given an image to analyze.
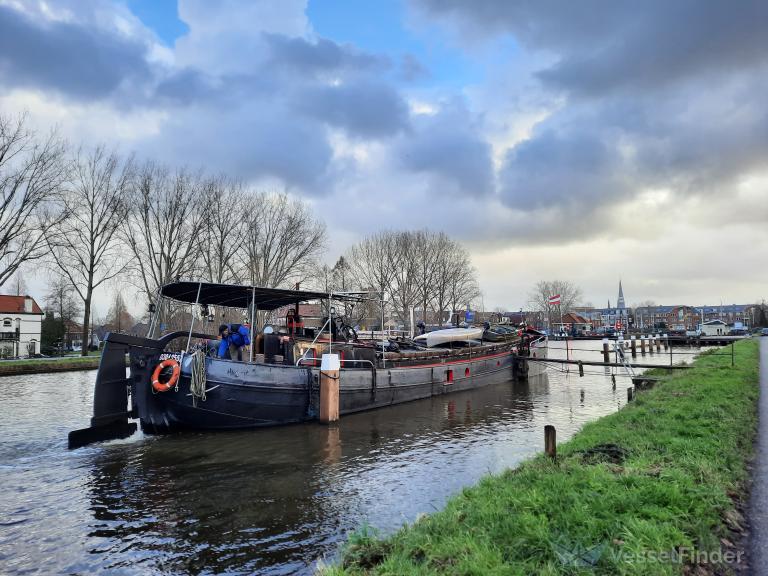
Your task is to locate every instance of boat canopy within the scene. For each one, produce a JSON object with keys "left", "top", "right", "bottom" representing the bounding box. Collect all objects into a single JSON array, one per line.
[{"left": 160, "top": 281, "right": 364, "bottom": 310}]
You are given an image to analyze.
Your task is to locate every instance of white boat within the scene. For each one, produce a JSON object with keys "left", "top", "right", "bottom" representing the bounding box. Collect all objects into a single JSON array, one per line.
[{"left": 414, "top": 327, "right": 484, "bottom": 348}]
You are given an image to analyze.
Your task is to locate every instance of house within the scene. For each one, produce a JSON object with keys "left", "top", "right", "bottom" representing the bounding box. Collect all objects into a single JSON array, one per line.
[
  {"left": 701, "top": 319, "right": 728, "bottom": 336},
  {"left": 63, "top": 320, "right": 84, "bottom": 350},
  {"left": 0, "top": 295, "right": 43, "bottom": 357},
  {"left": 557, "top": 312, "right": 592, "bottom": 334}
]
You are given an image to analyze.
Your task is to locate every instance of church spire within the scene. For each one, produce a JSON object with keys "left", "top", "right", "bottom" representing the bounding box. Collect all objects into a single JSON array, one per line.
[{"left": 617, "top": 280, "right": 625, "bottom": 310}]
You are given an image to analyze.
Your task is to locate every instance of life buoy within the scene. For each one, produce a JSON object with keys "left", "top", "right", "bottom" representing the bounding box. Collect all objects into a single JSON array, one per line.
[{"left": 151, "top": 359, "right": 180, "bottom": 392}]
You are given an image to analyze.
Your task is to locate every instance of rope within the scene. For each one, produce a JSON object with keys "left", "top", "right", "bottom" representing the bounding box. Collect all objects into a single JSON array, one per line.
[{"left": 190, "top": 349, "right": 207, "bottom": 406}]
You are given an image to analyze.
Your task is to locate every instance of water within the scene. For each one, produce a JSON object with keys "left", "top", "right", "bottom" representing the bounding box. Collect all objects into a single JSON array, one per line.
[{"left": 0, "top": 341, "right": 698, "bottom": 574}]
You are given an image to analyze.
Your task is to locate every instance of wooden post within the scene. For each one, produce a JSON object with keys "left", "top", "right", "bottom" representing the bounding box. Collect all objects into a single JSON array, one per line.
[
  {"left": 602, "top": 338, "right": 610, "bottom": 364},
  {"left": 669, "top": 337, "right": 673, "bottom": 366},
  {"left": 627, "top": 387, "right": 634, "bottom": 402},
  {"left": 319, "top": 354, "right": 340, "bottom": 424},
  {"left": 631, "top": 336, "right": 637, "bottom": 358},
  {"left": 544, "top": 425, "right": 556, "bottom": 460},
  {"left": 648, "top": 335, "right": 654, "bottom": 354},
  {"left": 731, "top": 342, "right": 735, "bottom": 367},
  {"left": 656, "top": 334, "right": 661, "bottom": 351},
  {"left": 640, "top": 336, "right": 646, "bottom": 355},
  {"left": 662, "top": 333, "right": 668, "bottom": 351},
  {"left": 578, "top": 360, "right": 584, "bottom": 377}
]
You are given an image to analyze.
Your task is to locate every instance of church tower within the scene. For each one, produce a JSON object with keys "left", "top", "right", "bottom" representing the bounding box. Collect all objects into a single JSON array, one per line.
[{"left": 617, "top": 280, "right": 626, "bottom": 311}]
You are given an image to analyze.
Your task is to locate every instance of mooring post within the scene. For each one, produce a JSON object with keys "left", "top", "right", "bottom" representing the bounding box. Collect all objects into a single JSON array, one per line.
[
  {"left": 663, "top": 333, "right": 669, "bottom": 351},
  {"left": 627, "top": 387, "right": 634, "bottom": 402},
  {"left": 731, "top": 342, "right": 735, "bottom": 367},
  {"left": 649, "top": 335, "right": 655, "bottom": 354},
  {"left": 656, "top": 334, "right": 661, "bottom": 352},
  {"left": 578, "top": 360, "right": 584, "bottom": 377},
  {"left": 319, "top": 353, "right": 340, "bottom": 424},
  {"left": 602, "top": 338, "right": 610, "bottom": 364},
  {"left": 669, "top": 336, "right": 673, "bottom": 366},
  {"left": 641, "top": 336, "right": 647, "bottom": 355},
  {"left": 544, "top": 425, "right": 556, "bottom": 460},
  {"left": 631, "top": 335, "right": 637, "bottom": 358}
]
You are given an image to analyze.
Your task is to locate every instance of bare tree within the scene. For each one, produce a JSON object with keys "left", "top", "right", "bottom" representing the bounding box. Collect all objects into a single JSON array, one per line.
[
  {"left": 430, "top": 239, "right": 478, "bottom": 326},
  {"left": 239, "top": 192, "right": 326, "bottom": 288},
  {"left": 122, "top": 162, "right": 207, "bottom": 303},
  {"left": 106, "top": 291, "right": 133, "bottom": 333},
  {"left": 448, "top": 264, "right": 480, "bottom": 325},
  {"left": 9, "top": 269, "right": 27, "bottom": 295},
  {"left": 199, "top": 176, "right": 247, "bottom": 283},
  {"left": 527, "top": 280, "right": 582, "bottom": 328},
  {"left": 45, "top": 273, "right": 81, "bottom": 323},
  {"left": 347, "top": 231, "right": 397, "bottom": 329},
  {"left": 46, "top": 145, "right": 132, "bottom": 355},
  {"left": 0, "top": 113, "right": 67, "bottom": 286}
]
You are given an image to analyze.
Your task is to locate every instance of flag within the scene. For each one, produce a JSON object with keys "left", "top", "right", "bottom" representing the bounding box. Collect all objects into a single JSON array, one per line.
[{"left": 548, "top": 294, "right": 561, "bottom": 305}]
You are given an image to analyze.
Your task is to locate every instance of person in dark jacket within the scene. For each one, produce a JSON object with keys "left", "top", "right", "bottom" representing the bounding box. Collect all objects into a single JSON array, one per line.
[{"left": 218, "top": 323, "right": 251, "bottom": 361}]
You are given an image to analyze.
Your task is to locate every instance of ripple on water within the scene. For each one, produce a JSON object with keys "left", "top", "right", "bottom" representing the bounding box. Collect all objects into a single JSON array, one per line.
[{"left": 0, "top": 342, "right": 702, "bottom": 574}]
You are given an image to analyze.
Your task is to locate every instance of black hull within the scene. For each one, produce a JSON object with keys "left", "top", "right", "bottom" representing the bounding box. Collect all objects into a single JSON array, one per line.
[
  {"left": 138, "top": 346, "right": 547, "bottom": 434},
  {"left": 68, "top": 331, "right": 547, "bottom": 447}
]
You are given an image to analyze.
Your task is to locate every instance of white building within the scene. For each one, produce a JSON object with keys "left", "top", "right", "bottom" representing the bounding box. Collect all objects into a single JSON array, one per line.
[
  {"left": 0, "top": 295, "right": 43, "bottom": 357},
  {"left": 700, "top": 319, "right": 728, "bottom": 336}
]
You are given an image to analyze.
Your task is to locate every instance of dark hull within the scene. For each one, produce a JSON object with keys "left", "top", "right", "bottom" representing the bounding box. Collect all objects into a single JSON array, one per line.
[{"left": 137, "top": 344, "right": 548, "bottom": 434}]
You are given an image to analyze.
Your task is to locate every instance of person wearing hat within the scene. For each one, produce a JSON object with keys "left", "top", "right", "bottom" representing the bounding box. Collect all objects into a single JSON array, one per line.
[{"left": 217, "top": 323, "right": 251, "bottom": 361}]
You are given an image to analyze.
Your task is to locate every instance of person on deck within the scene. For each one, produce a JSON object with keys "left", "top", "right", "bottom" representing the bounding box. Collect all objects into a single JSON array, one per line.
[{"left": 218, "top": 323, "right": 251, "bottom": 361}]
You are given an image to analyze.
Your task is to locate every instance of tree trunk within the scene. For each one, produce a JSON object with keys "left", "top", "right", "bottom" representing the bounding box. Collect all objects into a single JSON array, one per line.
[{"left": 81, "top": 293, "right": 91, "bottom": 357}]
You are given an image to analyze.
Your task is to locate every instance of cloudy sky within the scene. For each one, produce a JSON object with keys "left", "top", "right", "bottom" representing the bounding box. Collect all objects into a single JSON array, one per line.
[{"left": 1, "top": 0, "right": 766, "bottom": 315}]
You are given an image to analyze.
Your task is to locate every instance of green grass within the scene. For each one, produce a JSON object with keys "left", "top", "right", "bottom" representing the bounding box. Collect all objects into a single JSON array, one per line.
[
  {"left": 0, "top": 354, "right": 103, "bottom": 374},
  {"left": 328, "top": 339, "right": 759, "bottom": 575}
]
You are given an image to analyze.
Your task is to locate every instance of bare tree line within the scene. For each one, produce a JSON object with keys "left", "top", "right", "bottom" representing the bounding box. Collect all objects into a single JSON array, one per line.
[
  {"left": 329, "top": 230, "right": 480, "bottom": 331},
  {"left": 4, "top": 113, "right": 483, "bottom": 350}
]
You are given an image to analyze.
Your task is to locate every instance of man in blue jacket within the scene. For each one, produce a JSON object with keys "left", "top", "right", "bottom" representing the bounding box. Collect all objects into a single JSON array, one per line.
[{"left": 218, "top": 323, "right": 251, "bottom": 361}]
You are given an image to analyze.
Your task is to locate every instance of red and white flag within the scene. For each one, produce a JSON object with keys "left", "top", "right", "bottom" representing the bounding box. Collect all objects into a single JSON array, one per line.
[{"left": 548, "top": 294, "right": 561, "bottom": 305}]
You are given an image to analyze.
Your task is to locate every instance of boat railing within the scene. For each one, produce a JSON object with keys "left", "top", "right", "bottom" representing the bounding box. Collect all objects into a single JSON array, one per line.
[{"left": 296, "top": 357, "right": 378, "bottom": 398}]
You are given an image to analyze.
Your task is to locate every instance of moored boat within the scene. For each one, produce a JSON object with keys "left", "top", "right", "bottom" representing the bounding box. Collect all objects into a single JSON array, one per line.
[{"left": 68, "top": 281, "right": 547, "bottom": 448}]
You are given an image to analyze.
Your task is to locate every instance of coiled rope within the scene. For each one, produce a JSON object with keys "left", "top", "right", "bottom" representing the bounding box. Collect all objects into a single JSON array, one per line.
[{"left": 190, "top": 349, "right": 207, "bottom": 406}]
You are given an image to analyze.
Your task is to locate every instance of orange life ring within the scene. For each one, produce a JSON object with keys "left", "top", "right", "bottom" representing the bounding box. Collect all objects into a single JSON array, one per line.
[{"left": 151, "top": 359, "right": 180, "bottom": 392}]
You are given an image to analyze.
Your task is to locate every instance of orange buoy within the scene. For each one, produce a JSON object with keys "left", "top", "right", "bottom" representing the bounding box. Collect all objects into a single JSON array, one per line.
[{"left": 151, "top": 359, "right": 181, "bottom": 392}]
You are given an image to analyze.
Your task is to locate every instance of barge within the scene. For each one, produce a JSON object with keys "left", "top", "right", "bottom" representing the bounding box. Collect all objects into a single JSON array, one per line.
[{"left": 69, "top": 282, "right": 547, "bottom": 448}]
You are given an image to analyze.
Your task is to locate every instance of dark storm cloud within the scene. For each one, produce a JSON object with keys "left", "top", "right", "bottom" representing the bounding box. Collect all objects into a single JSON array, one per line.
[
  {"left": 499, "top": 128, "right": 629, "bottom": 210},
  {"left": 263, "top": 34, "right": 388, "bottom": 75},
  {"left": 295, "top": 81, "right": 410, "bottom": 138},
  {"left": 412, "top": 0, "right": 768, "bottom": 94},
  {"left": 413, "top": 0, "right": 768, "bottom": 234},
  {"left": 0, "top": 4, "right": 151, "bottom": 99},
  {"left": 399, "top": 102, "right": 494, "bottom": 196}
]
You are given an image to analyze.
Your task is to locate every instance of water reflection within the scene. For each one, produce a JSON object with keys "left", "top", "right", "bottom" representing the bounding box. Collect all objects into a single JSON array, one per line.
[{"left": 0, "top": 341, "right": 699, "bottom": 574}]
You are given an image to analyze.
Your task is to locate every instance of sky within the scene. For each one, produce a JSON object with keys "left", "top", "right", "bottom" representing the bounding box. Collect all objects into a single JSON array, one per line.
[{"left": 1, "top": 0, "right": 766, "bottom": 317}]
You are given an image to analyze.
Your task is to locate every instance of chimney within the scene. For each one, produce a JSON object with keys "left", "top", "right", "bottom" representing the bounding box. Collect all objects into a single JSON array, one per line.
[{"left": 24, "top": 296, "right": 33, "bottom": 313}]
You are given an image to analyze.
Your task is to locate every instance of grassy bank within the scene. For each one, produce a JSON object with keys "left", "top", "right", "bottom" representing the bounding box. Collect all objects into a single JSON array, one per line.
[
  {"left": 0, "top": 355, "right": 102, "bottom": 375},
  {"left": 329, "top": 339, "right": 759, "bottom": 575}
]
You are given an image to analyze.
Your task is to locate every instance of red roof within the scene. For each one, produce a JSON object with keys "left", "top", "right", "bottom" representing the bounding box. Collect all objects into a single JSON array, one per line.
[{"left": 0, "top": 295, "right": 44, "bottom": 315}]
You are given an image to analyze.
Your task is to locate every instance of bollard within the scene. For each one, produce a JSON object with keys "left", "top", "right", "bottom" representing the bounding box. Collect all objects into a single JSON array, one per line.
[
  {"left": 627, "top": 387, "right": 634, "bottom": 402},
  {"left": 656, "top": 334, "right": 661, "bottom": 351},
  {"left": 578, "top": 360, "right": 584, "bottom": 377},
  {"left": 631, "top": 336, "right": 637, "bottom": 358},
  {"left": 319, "top": 353, "right": 340, "bottom": 423},
  {"left": 648, "top": 335, "right": 655, "bottom": 354},
  {"left": 663, "top": 333, "right": 668, "bottom": 351},
  {"left": 602, "top": 338, "right": 610, "bottom": 364},
  {"left": 611, "top": 373, "right": 616, "bottom": 389},
  {"left": 545, "top": 425, "right": 557, "bottom": 460},
  {"left": 640, "top": 336, "right": 646, "bottom": 355}
]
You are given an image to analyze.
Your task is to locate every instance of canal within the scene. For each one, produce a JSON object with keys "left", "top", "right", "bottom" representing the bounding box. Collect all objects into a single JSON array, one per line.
[{"left": 0, "top": 341, "right": 699, "bottom": 574}]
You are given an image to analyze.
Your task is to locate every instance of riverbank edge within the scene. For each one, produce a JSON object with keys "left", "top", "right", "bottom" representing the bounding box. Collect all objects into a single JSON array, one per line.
[
  {"left": 0, "top": 356, "right": 102, "bottom": 376},
  {"left": 326, "top": 339, "right": 759, "bottom": 575}
]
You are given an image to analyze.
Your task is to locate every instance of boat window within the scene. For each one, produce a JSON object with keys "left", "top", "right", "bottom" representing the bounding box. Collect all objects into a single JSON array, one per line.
[{"left": 2, "top": 318, "right": 10, "bottom": 327}]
